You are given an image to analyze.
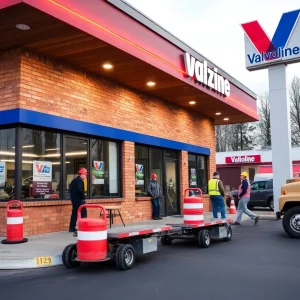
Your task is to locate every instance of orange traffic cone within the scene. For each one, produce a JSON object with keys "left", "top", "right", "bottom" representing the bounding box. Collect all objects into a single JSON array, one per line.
[{"left": 229, "top": 198, "right": 237, "bottom": 214}]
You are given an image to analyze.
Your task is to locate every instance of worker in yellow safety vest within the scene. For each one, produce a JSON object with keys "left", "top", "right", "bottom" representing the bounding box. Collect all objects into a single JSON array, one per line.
[{"left": 208, "top": 171, "right": 226, "bottom": 220}]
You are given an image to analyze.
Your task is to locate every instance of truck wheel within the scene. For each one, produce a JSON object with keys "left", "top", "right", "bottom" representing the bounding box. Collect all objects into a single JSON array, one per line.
[
  {"left": 62, "top": 244, "right": 80, "bottom": 269},
  {"left": 282, "top": 207, "right": 300, "bottom": 238},
  {"left": 161, "top": 235, "right": 172, "bottom": 245},
  {"left": 116, "top": 244, "right": 135, "bottom": 270},
  {"left": 268, "top": 198, "right": 274, "bottom": 211},
  {"left": 198, "top": 229, "right": 211, "bottom": 248},
  {"left": 223, "top": 225, "right": 232, "bottom": 241}
]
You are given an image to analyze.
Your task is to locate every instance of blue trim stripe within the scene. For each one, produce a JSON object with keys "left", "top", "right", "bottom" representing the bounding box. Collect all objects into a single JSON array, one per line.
[
  {"left": 0, "top": 109, "right": 210, "bottom": 155},
  {"left": 271, "top": 9, "right": 300, "bottom": 50},
  {"left": 0, "top": 109, "right": 19, "bottom": 125}
]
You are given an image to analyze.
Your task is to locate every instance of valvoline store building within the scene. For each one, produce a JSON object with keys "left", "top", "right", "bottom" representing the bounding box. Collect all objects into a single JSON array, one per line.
[
  {"left": 0, "top": 0, "right": 258, "bottom": 236},
  {"left": 217, "top": 147, "right": 300, "bottom": 190}
]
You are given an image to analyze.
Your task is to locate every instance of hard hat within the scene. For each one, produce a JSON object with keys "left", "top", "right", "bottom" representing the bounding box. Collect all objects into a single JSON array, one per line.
[
  {"left": 151, "top": 173, "right": 157, "bottom": 179},
  {"left": 240, "top": 172, "right": 248, "bottom": 177},
  {"left": 78, "top": 168, "right": 88, "bottom": 175}
]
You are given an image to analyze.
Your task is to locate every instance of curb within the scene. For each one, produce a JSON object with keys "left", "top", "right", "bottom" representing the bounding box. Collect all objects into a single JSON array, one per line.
[{"left": 0, "top": 255, "right": 62, "bottom": 270}]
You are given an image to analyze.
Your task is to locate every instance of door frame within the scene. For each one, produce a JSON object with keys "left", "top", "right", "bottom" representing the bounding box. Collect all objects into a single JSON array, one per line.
[
  {"left": 63, "top": 134, "right": 89, "bottom": 199},
  {"left": 147, "top": 147, "right": 180, "bottom": 216},
  {"left": 163, "top": 155, "right": 180, "bottom": 216}
]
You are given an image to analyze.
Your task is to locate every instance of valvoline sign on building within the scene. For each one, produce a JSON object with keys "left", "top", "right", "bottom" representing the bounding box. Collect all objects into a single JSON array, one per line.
[
  {"left": 35, "top": 164, "right": 51, "bottom": 174},
  {"left": 242, "top": 9, "right": 300, "bottom": 70},
  {"left": 225, "top": 155, "right": 261, "bottom": 164},
  {"left": 94, "top": 161, "right": 104, "bottom": 171}
]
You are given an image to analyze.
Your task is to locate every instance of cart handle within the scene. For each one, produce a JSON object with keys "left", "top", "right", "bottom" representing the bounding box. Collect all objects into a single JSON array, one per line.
[
  {"left": 6, "top": 200, "right": 23, "bottom": 212},
  {"left": 77, "top": 204, "right": 106, "bottom": 220},
  {"left": 184, "top": 188, "right": 203, "bottom": 198}
]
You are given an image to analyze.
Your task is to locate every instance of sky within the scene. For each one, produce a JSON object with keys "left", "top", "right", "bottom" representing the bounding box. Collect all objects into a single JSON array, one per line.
[{"left": 126, "top": 0, "right": 300, "bottom": 97}]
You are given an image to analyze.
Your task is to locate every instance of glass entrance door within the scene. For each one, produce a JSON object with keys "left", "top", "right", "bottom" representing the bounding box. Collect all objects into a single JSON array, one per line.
[
  {"left": 149, "top": 148, "right": 180, "bottom": 216},
  {"left": 64, "top": 136, "right": 88, "bottom": 199},
  {"left": 165, "top": 160, "right": 179, "bottom": 216}
]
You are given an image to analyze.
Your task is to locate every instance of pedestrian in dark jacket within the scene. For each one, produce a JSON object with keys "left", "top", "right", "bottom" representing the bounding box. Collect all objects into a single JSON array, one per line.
[
  {"left": 69, "top": 168, "right": 88, "bottom": 236},
  {"left": 148, "top": 173, "right": 162, "bottom": 220}
]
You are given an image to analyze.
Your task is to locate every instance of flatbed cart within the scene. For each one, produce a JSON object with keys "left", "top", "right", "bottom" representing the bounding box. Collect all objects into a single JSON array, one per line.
[
  {"left": 62, "top": 222, "right": 172, "bottom": 271},
  {"left": 160, "top": 219, "right": 233, "bottom": 248},
  {"left": 160, "top": 188, "right": 233, "bottom": 248}
]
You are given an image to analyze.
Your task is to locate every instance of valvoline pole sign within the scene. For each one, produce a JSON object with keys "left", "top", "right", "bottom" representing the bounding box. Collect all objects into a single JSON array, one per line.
[{"left": 241, "top": 9, "right": 300, "bottom": 70}]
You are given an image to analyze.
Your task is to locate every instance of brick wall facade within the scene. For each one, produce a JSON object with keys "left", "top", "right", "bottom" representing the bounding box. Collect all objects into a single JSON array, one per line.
[
  {"left": 0, "top": 49, "right": 215, "bottom": 236},
  {"left": 0, "top": 49, "right": 21, "bottom": 111}
]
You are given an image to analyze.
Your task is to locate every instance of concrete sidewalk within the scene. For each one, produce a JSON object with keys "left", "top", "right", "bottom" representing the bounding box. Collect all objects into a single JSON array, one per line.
[{"left": 0, "top": 211, "right": 276, "bottom": 270}]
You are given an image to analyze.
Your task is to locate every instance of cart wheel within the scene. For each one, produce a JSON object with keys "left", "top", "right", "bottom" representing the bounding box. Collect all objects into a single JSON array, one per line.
[
  {"left": 223, "top": 225, "right": 232, "bottom": 241},
  {"left": 62, "top": 244, "right": 80, "bottom": 269},
  {"left": 198, "top": 229, "right": 211, "bottom": 248},
  {"left": 115, "top": 244, "right": 135, "bottom": 271},
  {"left": 161, "top": 235, "right": 172, "bottom": 246}
]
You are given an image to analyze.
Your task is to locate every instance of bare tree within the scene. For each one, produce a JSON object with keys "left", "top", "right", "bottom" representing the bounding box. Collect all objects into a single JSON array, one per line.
[
  {"left": 290, "top": 75, "right": 300, "bottom": 145},
  {"left": 228, "top": 123, "right": 255, "bottom": 151},
  {"left": 216, "top": 76, "right": 300, "bottom": 151},
  {"left": 216, "top": 123, "right": 255, "bottom": 152},
  {"left": 255, "top": 94, "right": 271, "bottom": 147},
  {"left": 216, "top": 125, "right": 228, "bottom": 152}
]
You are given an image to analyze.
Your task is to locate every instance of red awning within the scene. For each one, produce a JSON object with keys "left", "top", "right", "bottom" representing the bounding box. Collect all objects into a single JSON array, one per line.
[
  {"left": 258, "top": 165, "right": 300, "bottom": 178},
  {"left": 258, "top": 166, "right": 272, "bottom": 174}
]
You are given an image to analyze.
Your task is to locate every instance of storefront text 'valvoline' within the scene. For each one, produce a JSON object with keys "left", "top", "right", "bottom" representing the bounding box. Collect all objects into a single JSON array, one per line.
[
  {"left": 226, "top": 156, "right": 260, "bottom": 163},
  {"left": 184, "top": 53, "right": 231, "bottom": 97},
  {"left": 247, "top": 46, "right": 300, "bottom": 64}
]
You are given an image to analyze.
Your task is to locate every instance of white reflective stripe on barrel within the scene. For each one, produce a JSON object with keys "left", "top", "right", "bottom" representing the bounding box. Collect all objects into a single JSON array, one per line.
[
  {"left": 7, "top": 217, "right": 23, "bottom": 225},
  {"left": 77, "top": 230, "right": 107, "bottom": 241},
  {"left": 183, "top": 203, "right": 203, "bottom": 209},
  {"left": 183, "top": 215, "right": 204, "bottom": 221}
]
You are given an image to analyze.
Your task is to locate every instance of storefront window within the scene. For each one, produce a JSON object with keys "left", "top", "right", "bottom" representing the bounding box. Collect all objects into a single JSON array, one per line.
[
  {"left": 150, "top": 148, "right": 163, "bottom": 188},
  {"left": 135, "top": 146, "right": 164, "bottom": 197},
  {"left": 1, "top": 127, "right": 121, "bottom": 201},
  {"left": 197, "top": 155, "right": 208, "bottom": 194},
  {"left": 165, "top": 150, "right": 177, "bottom": 160},
  {"left": 188, "top": 153, "right": 208, "bottom": 194},
  {"left": 65, "top": 137, "right": 88, "bottom": 199},
  {"left": 135, "top": 145, "right": 149, "bottom": 196},
  {"left": 0, "top": 128, "right": 15, "bottom": 201},
  {"left": 22, "top": 129, "right": 61, "bottom": 200},
  {"left": 134, "top": 145, "right": 179, "bottom": 215},
  {"left": 91, "top": 139, "right": 119, "bottom": 197}
]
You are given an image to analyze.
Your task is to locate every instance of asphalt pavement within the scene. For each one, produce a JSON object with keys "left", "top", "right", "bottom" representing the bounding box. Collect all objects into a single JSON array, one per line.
[{"left": 0, "top": 219, "right": 299, "bottom": 300}]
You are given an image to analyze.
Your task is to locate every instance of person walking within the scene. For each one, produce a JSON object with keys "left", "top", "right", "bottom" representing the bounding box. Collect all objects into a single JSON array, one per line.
[
  {"left": 232, "top": 172, "right": 260, "bottom": 225},
  {"left": 208, "top": 171, "right": 226, "bottom": 220},
  {"left": 148, "top": 173, "right": 162, "bottom": 220},
  {"left": 69, "top": 168, "right": 88, "bottom": 236}
]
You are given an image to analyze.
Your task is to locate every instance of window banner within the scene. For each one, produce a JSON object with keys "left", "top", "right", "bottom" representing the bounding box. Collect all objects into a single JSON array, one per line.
[
  {"left": 92, "top": 161, "right": 104, "bottom": 184},
  {"left": 32, "top": 161, "right": 52, "bottom": 196},
  {"left": 0, "top": 161, "right": 6, "bottom": 188},
  {"left": 135, "top": 164, "right": 144, "bottom": 185},
  {"left": 190, "top": 168, "right": 197, "bottom": 186}
]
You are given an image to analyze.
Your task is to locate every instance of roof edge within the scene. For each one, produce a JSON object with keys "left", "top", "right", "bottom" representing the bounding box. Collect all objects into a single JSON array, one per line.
[{"left": 107, "top": 0, "right": 257, "bottom": 100}]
